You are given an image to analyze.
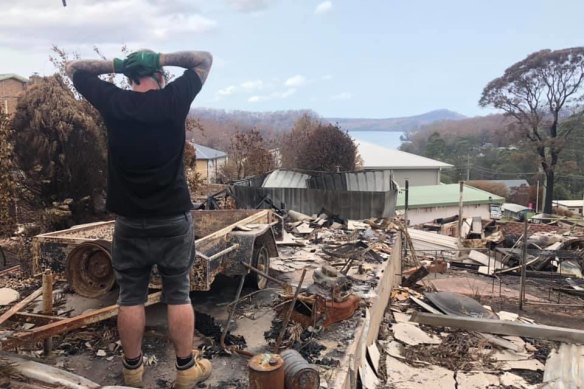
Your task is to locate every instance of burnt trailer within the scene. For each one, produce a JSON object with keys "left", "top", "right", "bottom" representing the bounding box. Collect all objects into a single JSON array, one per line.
[{"left": 32, "top": 210, "right": 282, "bottom": 298}]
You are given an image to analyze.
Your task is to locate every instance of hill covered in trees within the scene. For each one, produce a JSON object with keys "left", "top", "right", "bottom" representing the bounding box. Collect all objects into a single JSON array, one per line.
[
  {"left": 401, "top": 114, "right": 584, "bottom": 201},
  {"left": 328, "top": 109, "right": 466, "bottom": 132},
  {"left": 189, "top": 108, "right": 467, "bottom": 152}
]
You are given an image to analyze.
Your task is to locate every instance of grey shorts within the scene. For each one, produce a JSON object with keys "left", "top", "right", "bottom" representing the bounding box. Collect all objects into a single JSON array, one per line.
[{"left": 112, "top": 212, "right": 194, "bottom": 306}]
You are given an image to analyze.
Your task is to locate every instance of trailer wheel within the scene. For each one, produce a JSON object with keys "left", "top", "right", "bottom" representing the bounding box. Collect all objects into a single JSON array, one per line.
[
  {"left": 66, "top": 240, "right": 115, "bottom": 298},
  {"left": 249, "top": 244, "right": 270, "bottom": 290}
]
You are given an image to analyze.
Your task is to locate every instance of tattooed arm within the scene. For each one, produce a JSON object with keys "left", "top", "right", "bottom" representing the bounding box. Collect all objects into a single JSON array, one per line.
[
  {"left": 160, "top": 51, "right": 213, "bottom": 84},
  {"left": 65, "top": 60, "right": 114, "bottom": 78}
]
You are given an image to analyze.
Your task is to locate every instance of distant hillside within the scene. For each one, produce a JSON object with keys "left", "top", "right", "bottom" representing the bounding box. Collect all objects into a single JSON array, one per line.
[
  {"left": 188, "top": 108, "right": 468, "bottom": 151},
  {"left": 191, "top": 108, "right": 317, "bottom": 133},
  {"left": 327, "top": 109, "right": 466, "bottom": 132}
]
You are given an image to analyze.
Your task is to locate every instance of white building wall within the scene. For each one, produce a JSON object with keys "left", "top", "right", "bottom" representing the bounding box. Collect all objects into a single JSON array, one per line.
[
  {"left": 405, "top": 204, "right": 492, "bottom": 226},
  {"left": 206, "top": 157, "right": 227, "bottom": 184},
  {"left": 366, "top": 168, "right": 441, "bottom": 187}
]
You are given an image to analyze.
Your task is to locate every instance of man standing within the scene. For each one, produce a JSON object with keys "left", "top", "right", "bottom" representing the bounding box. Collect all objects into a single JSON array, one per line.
[{"left": 66, "top": 49, "right": 213, "bottom": 388}]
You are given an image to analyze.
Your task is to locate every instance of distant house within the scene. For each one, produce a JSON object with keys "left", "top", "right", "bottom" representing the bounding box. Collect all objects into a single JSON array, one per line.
[
  {"left": 0, "top": 73, "right": 28, "bottom": 115},
  {"left": 396, "top": 184, "right": 504, "bottom": 225},
  {"left": 357, "top": 140, "right": 453, "bottom": 187},
  {"left": 194, "top": 144, "right": 227, "bottom": 184},
  {"left": 554, "top": 200, "right": 584, "bottom": 216},
  {"left": 501, "top": 203, "right": 534, "bottom": 221}
]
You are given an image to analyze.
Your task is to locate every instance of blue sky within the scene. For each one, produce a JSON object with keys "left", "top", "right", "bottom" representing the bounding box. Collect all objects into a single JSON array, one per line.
[{"left": 1, "top": 0, "right": 583, "bottom": 118}]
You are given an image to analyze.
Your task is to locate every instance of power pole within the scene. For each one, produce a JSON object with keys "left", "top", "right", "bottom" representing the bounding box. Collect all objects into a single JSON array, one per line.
[
  {"left": 466, "top": 154, "right": 470, "bottom": 181},
  {"left": 458, "top": 181, "right": 464, "bottom": 241}
]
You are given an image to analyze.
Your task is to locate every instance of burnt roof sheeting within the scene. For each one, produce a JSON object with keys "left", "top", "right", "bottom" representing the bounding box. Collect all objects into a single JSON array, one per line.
[
  {"left": 262, "top": 170, "right": 310, "bottom": 188},
  {"left": 232, "top": 170, "right": 397, "bottom": 219},
  {"left": 232, "top": 186, "right": 396, "bottom": 219},
  {"left": 308, "top": 170, "right": 394, "bottom": 192}
]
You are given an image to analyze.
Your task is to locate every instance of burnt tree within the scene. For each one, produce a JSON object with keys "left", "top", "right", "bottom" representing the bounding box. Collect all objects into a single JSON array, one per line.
[
  {"left": 11, "top": 75, "right": 107, "bottom": 223},
  {"left": 281, "top": 114, "right": 358, "bottom": 172},
  {"left": 479, "top": 47, "right": 584, "bottom": 214},
  {"left": 224, "top": 129, "right": 275, "bottom": 180}
]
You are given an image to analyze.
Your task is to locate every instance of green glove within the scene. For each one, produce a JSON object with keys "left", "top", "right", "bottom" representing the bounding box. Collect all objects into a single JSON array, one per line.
[
  {"left": 113, "top": 58, "right": 125, "bottom": 73},
  {"left": 124, "top": 51, "right": 161, "bottom": 74}
]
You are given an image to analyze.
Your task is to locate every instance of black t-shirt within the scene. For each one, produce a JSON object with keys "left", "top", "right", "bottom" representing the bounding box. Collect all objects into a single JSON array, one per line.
[{"left": 73, "top": 69, "right": 202, "bottom": 217}]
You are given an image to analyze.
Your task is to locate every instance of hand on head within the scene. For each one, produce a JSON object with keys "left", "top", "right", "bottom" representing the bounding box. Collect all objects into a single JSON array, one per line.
[{"left": 114, "top": 50, "right": 162, "bottom": 85}]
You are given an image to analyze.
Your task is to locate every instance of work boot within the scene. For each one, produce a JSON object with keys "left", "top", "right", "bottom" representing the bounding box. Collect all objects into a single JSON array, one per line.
[
  {"left": 174, "top": 350, "right": 212, "bottom": 389},
  {"left": 122, "top": 355, "right": 144, "bottom": 388}
]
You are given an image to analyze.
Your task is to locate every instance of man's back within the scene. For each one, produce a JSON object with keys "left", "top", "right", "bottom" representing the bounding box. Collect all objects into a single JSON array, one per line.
[{"left": 73, "top": 69, "right": 202, "bottom": 217}]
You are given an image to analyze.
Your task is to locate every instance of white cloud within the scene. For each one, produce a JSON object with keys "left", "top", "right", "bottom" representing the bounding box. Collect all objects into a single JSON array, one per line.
[
  {"left": 280, "top": 88, "right": 296, "bottom": 98},
  {"left": 248, "top": 88, "right": 296, "bottom": 103},
  {"left": 217, "top": 85, "right": 237, "bottom": 96},
  {"left": 0, "top": 1, "right": 217, "bottom": 49},
  {"left": 240, "top": 80, "right": 264, "bottom": 91},
  {"left": 248, "top": 95, "right": 264, "bottom": 103},
  {"left": 284, "top": 75, "right": 306, "bottom": 88},
  {"left": 227, "top": 0, "right": 271, "bottom": 12},
  {"left": 314, "top": 1, "right": 333, "bottom": 15},
  {"left": 331, "top": 92, "right": 352, "bottom": 100}
]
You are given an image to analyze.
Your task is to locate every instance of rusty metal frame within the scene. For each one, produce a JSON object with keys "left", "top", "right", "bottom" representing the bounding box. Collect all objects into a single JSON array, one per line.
[{"left": 1, "top": 292, "right": 161, "bottom": 350}]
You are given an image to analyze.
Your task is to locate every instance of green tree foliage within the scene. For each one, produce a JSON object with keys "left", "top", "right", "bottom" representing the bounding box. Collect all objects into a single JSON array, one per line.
[
  {"left": 280, "top": 114, "right": 357, "bottom": 172},
  {"left": 479, "top": 47, "right": 584, "bottom": 214},
  {"left": 11, "top": 75, "right": 107, "bottom": 224},
  {"left": 0, "top": 111, "right": 16, "bottom": 235},
  {"left": 424, "top": 132, "right": 446, "bottom": 161}
]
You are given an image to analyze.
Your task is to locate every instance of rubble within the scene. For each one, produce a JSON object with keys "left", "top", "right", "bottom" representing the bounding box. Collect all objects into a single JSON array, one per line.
[
  {"left": 2, "top": 202, "right": 584, "bottom": 388},
  {"left": 4, "top": 206, "right": 406, "bottom": 387}
]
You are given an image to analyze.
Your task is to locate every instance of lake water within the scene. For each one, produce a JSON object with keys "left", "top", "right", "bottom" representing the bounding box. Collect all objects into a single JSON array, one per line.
[{"left": 349, "top": 131, "right": 404, "bottom": 149}]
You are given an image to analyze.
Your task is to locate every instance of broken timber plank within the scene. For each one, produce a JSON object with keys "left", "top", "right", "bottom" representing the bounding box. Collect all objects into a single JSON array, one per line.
[
  {"left": 411, "top": 311, "right": 584, "bottom": 344},
  {"left": 11, "top": 312, "right": 65, "bottom": 325},
  {"left": 1, "top": 292, "right": 161, "bottom": 349},
  {"left": 0, "top": 287, "right": 43, "bottom": 326}
]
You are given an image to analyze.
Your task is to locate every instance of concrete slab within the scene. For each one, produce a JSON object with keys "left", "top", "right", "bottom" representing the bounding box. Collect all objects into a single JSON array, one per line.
[
  {"left": 386, "top": 356, "right": 456, "bottom": 389},
  {"left": 456, "top": 371, "right": 500, "bottom": 389},
  {"left": 392, "top": 322, "right": 441, "bottom": 346}
]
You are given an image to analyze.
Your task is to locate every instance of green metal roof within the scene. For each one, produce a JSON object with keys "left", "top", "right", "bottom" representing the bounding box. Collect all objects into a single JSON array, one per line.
[{"left": 396, "top": 184, "right": 505, "bottom": 209}]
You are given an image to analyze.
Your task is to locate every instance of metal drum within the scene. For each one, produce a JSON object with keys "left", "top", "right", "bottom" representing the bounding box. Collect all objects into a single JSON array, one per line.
[
  {"left": 249, "top": 353, "right": 285, "bottom": 389},
  {"left": 281, "top": 349, "right": 320, "bottom": 389}
]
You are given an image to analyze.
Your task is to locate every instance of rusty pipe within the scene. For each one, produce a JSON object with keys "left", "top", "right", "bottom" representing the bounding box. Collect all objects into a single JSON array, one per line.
[
  {"left": 207, "top": 244, "right": 240, "bottom": 261},
  {"left": 273, "top": 268, "right": 307, "bottom": 352},
  {"left": 220, "top": 274, "right": 246, "bottom": 353},
  {"left": 42, "top": 270, "right": 53, "bottom": 356},
  {"left": 241, "top": 261, "right": 287, "bottom": 287}
]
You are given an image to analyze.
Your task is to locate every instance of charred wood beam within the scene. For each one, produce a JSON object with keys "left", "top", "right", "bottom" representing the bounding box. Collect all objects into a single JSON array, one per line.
[{"left": 1, "top": 292, "right": 161, "bottom": 350}]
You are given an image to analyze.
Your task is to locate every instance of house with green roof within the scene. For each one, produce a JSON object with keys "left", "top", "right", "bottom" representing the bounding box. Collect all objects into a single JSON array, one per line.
[{"left": 396, "top": 183, "right": 505, "bottom": 225}]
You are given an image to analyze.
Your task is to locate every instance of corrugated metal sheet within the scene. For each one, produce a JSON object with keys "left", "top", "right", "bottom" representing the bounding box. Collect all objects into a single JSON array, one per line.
[
  {"left": 232, "top": 169, "right": 398, "bottom": 219},
  {"left": 408, "top": 228, "right": 460, "bottom": 257},
  {"left": 308, "top": 170, "right": 394, "bottom": 192},
  {"left": 262, "top": 170, "right": 310, "bottom": 188},
  {"left": 232, "top": 186, "right": 396, "bottom": 219},
  {"left": 543, "top": 343, "right": 584, "bottom": 388}
]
